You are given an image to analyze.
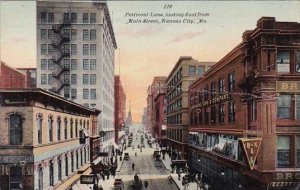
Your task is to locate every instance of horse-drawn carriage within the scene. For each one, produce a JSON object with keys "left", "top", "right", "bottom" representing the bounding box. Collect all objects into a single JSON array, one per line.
[
  {"left": 153, "top": 150, "right": 161, "bottom": 161},
  {"left": 113, "top": 178, "right": 124, "bottom": 190}
]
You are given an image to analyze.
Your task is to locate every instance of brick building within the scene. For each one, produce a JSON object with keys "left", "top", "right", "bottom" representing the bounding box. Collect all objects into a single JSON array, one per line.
[
  {"left": 188, "top": 17, "right": 300, "bottom": 190},
  {"left": 166, "top": 57, "right": 215, "bottom": 160},
  {"left": 147, "top": 76, "right": 167, "bottom": 136},
  {"left": 0, "top": 88, "right": 100, "bottom": 190},
  {"left": 0, "top": 61, "right": 26, "bottom": 88},
  {"left": 114, "top": 75, "right": 126, "bottom": 144},
  {"left": 16, "top": 68, "right": 37, "bottom": 88}
]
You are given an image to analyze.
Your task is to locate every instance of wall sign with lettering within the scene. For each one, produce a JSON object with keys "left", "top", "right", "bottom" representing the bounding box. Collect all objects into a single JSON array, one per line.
[{"left": 239, "top": 138, "right": 262, "bottom": 170}]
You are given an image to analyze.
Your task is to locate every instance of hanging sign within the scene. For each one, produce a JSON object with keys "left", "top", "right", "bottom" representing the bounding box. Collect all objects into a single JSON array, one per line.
[{"left": 239, "top": 138, "right": 262, "bottom": 170}]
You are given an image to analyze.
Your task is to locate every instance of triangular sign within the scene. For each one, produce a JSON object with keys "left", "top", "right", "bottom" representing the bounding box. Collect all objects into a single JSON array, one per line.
[{"left": 239, "top": 138, "right": 262, "bottom": 170}]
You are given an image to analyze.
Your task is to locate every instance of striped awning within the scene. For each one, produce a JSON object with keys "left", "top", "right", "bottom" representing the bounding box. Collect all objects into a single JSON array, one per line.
[{"left": 269, "top": 182, "right": 300, "bottom": 187}]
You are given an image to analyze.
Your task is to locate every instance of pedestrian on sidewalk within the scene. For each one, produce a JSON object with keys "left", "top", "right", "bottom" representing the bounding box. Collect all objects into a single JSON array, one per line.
[
  {"left": 100, "top": 172, "right": 105, "bottom": 181},
  {"left": 177, "top": 168, "right": 181, "bottom": 181},
  {"left": 132, "top": 163, "right": 135, "bottom": 170}
]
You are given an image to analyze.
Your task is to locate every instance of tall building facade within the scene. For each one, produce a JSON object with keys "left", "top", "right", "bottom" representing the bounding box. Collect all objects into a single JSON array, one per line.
[
  {"left": 188, "top": 17, "right": 300, "bottom": 190},
  {"left": 0, "top": 88, "right": 100, "bottom": 190},
  {"left": 147, "top": 76, "right": 167, "bottom": 136},
  {"left": 166, "top": 57, "right": 215, "bottom": 160},
  {"left": 114, "top": 75, "right": 126, "bottom": 144},
  {"left": 17, "top": 68, "right": 37, "bottom": 88},
  {"left": 36, "top": 1, "right": 117, "bottom": 163},
  {"left": 0, "top": 61, "right": 26, "bottom": 88}
]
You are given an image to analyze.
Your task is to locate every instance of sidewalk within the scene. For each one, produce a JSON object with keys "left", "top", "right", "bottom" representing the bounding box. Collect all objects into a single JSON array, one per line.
[{"left": 160, "top": 149, "right": 199, "bottom": 190}]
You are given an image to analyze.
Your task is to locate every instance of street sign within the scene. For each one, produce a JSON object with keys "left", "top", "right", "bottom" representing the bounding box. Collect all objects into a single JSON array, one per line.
[
  {"left": 239, "top": 138, "right": 262, "bottom": 170},
  {"left": 80, "top": 175, "right": 95, "bottom": 184}
]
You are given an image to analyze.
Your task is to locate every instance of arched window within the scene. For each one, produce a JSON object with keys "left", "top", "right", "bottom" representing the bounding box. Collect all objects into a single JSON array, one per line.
[
  {"left": 10, "top": 166, "right": 22, "bottom": 189},
  {"left": 58, "top": 157, "right": 62, "bottom": 181},
  {"left": 71, "top": 152, "right": 74, "bottom": 172},
  {"left": 76, "top": 151, "right": 79, "bottom": 169},
  {"left": 84, "top": 148, "right": 86, "bottom": 164},
  {"left": 38, "top": 164, "right": 43, "bottom": 190},
  {"left": 64, "top": 118, "right": 68, "bottom": 140},
  {"left": 80, "top": 149, "right": 83, "bottom": 166},
  {"left": 83, "top": 120, "right": 86, "bottom": 129},
  {"left": 65, "top": 154, "right": 68, "bottom": 176},
  {"left": 37, "top": 114, "right": 43, "bottom": 144},
  {"left": 49, "top": 160, "right": 54, "bottom": 186},
  {"left": 48, "top": 116, "right": 53, "bottom": 142},
  {"left": 9, "top": 114, "right": 23, "bottom": 145},
  {"left": 87, "top": 121, "right": 89, "bottom": 130},
  {"left": 57, "top": 117, "right": 61, "bottom": 141},
  {"left": 70, "top": 119, "right": 73, "bottom": 139},
  {"left": 75, "top": 119, "right": 78, "bottom": 138}
]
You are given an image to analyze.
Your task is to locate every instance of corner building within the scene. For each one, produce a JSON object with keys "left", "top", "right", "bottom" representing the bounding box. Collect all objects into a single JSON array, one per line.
[
  {"left": 188, "top": 17, "right": 300, "bottom": 190},
  {"left": 166, "top": 56, "right": 214, "bottom": 160},
  {"left": 36, "top": 0, "right": 117, "bottom": 164},
  {"left": 0, "top": 89, "right": 100, "bottom": 190}
]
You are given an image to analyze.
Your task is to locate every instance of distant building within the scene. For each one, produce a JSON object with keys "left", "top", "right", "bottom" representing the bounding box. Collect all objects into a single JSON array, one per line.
[
  {"left": 16, "top": 68, "right": 37, "bottom": 88},
  {"left": 0, "top": 61, "right": 26, "bottom": 88},
  {"left": 36, "top": 0, "right": 117, "bottom": 164},
  {"left": 0, "top": 88, "right": 100, "bottom": 190},
  {"left": 125, "top": 102, "right": 133, "bottom": 126},
  {"left": 142, "top": 107, "right": 147, "bottom": 126},
  {"left": 166, "top": 56, "right": 215, "bottom": 160},
  {"left": 114, "top": 75, "right": 126, "bottom": 144},
  {"left": 188, "top": 17, "right": 300, "bottom": 190}
]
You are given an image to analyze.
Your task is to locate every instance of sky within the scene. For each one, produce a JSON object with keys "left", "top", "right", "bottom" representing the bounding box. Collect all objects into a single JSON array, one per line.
[{"left": 0, "top": 1, "right": 299, "bottom": 122}]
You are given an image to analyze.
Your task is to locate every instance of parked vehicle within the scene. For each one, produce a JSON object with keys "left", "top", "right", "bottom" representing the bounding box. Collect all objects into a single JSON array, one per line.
[{"left": 124, "top": 153, "right": 130, "bottom": 160}]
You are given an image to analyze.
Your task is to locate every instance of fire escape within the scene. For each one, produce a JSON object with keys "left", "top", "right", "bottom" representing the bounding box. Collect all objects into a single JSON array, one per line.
[{"left": 51, "top": 17, "right": 71, "bottom": 98}]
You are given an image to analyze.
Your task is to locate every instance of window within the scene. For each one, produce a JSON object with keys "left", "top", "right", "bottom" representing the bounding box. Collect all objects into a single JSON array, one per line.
[
  {"left": 70, "top": 119, "right": 73, "bottom": 139},
  {"left": 38, "top": 164, "right": 43, "bottom": 190},
  {"left": 83, "top": 13, "right": 89, "bottom": 23},
  {"left": 218, "top": 77, "right": 225, "bottom": 95},
  {"left": 83, "top": 74, "right": 89, "bottom": 84},
  {"left": 277, "top": 136, "right": 290, "bottom": 168},
  {"left": 57, "top": 117, "right": 61, "bottom": 141},
  {"left": 90, "top": 44, "right": 96, "bottom": 55},
  {"left": 48, "top": 44, "right": 54, "bottom": 54},
  {"left": 63, "top": 13, "right": 69, "bottom": 23},
  {"left": 71, "top": 59, "right": 77, "bottom": 70},
  {"left": 211, "top": 81, "right": 216, "bottom": 98},
  {"left": 48, "top": 13, "right": 54, "bottom": 23},
  {"left": 71, "top": 44, "right": 77, "bottom": 55},
  {"left": 81, "top": 149, "right": 83, "bottom": 166},
  {"left": 65, "top": 154, "right": 68, "bottom": 176},
  {"left": 48, "top": 74, "right": 54, "bottom": 85},
  {"left": 48, "top": 116, "right": 53, "bottom": 142},
  {"left": 90, "top": 29, "right": 96, "bottom": 40},
  {"left": 9, "top": 114, "right": 22, "bottom": 145},
  {"left": 228, "top": 72, "right": 235, "bottom": 92},
  {"left": 277, "top": 95, "right": 291, "bottom": 119},
  {"left": 83, "top": 89, "right": 89, "bottom": 99},
  {"left": 41, "top": 29, "right": 47, "bottom": 40},
  {"left": 91, "top": 89, "right": 96, "bottom": 99},
  {"left": 58, "top": 157, "right": 62, "bottom": 181},
  {"left": 63, "top": 43, "right": 70, "bottom": 54},
  {"left": 211, "top": 106, "right": 216, "bottom": 124},
  {"left": 48, "top": 29, "right": 53, "bottom": 39},
  {"left": 83, "top": 44, "right": 89, "bottom": 55},
  {"left": 71, "top": 13, "right": 77, "bottom": 23},
  {"left": 228, "top": 101, "right": 235, "bottom": 123},
  {"left": 49, "top": 160, "right": 54, "bottom": 186},
  {"left": 41, "top": 12, "right": 47, "bottom": 23},
  {"left": 297, "top": 96, "right": 300, "bottom": 120},
  {"left": 41, "top": 59, "right": 47, "bottom": 70},
  {"left": 296, "top": 136, "right": 300, "bottom": 167},
  {"left": 64, "top": 86, "right": 70, "bottom": 99},
  {"left": 41, "top": 44, "right": 47, "bottom": 54},
  {"left": 198, "top": 66, "right": 205, "bottom": 77},
  {"left": 64, "top": 118, "right": 68, "bottom": 139},
  {"left": 48, "top": 59, "right": 54, "bottom": 70},
  {"left": 251, "top": 100, "right": 257, "bottom": 122},
  {"left": 64, "top": 73, "right": 70, "bottom": 84},
  {"left": 204, "top": 84, "right": 209, "bottom": 100},
  {"left": 75, "top": 120, "right": 78, "bottom": 138},
  {"left": 90, "top": 59, "right": 96, "bottom": 70},
  {"left": 71, "top": 29, "right": 77, "bottom": 40},
  {"left": 296, "top": 52, "right": 300, "bottom": 73},
  {"left": 37, "top": 114, "right": 43, "bottom": 144},
  {"left": 90, "top": 13, "right": 96, "bottom": 23},
  {"left": 10, "top": 166, "right": 22, "bottom": 190},
  {"left": 277, "top": 51, "right": 290, "bottom": 73},
  {"left": 83, "top": 29, "right": 89, "bottom": 41},
  {"left": 189, "top": 66, "right": 196, "bottom": 76},
  {"left": 83, "top": 59, "right": 89, "bottom": 70},
  {"left": 76, "top": 152, "right": 79, "bottom": 169},
  {"left": 204, "top": 107, "right": 209, "bottom": 124},
  {"left": 219, "top": 104, "right": 225, "bottom": 124},
  {"left": 41, "top": 74, "right": 47, "bottom": 84},
  {"left": 90, "top": 74, "right": 96, "bottom": 85},
  {"left": 71, "top": 74, "right": 77, "bottom": 85},
  {"left": 71, "top": 153, "right": 74, "bottom": 172},
  {"left": 71, "top": 89, "right": 77, "bottom": 100}
]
